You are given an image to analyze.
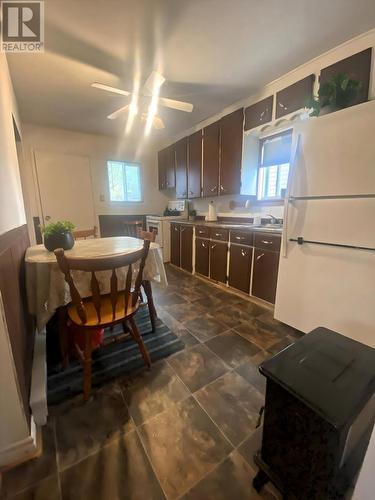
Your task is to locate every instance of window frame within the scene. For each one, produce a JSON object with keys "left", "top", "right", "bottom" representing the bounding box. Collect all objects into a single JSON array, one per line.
[
  {"left": 107, "top": 160, "right": 143, "bottom": 203},
  {"left": 257, "top": 128, "right": 292, "bottom": 202}
]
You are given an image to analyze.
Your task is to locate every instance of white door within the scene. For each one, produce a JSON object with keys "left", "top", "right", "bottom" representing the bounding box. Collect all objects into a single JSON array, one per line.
[{"left": 34, "top": 150, "right": 96, "bottom": 230}]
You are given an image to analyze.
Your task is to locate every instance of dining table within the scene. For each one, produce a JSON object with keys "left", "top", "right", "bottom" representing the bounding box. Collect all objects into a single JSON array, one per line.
[{"left": 25, "top": 236, "right": 168, "bottom": 333}]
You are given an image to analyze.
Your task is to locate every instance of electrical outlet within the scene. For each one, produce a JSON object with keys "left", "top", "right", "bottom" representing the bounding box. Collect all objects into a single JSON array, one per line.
[{"left": 100, "top": 194, "right": 105, "bottom": 202}]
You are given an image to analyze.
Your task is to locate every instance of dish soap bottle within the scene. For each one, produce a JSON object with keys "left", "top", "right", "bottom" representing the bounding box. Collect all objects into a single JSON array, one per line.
[{"left": 206, "top": 200, "right": 217, "bottom": 221}]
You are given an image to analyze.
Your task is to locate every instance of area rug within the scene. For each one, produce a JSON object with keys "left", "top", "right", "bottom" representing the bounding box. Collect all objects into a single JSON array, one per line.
[{"left": 47, "top": 306, "right": 185, "bottom": 405}]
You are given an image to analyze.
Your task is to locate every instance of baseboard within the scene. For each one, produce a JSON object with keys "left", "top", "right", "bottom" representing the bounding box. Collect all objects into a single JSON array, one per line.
[
  {"left": 30, "top": 329, "right": 48, "bottom": 426},
  {"left": 0, "top": 417, "right": 39, "bottom": 470}
]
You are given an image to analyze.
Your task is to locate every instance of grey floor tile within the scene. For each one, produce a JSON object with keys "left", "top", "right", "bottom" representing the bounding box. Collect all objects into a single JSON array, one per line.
[
  {"left": 1, "top": 421, "right": 57, "bottom": 498},
  {"left": 180, "top": 450, "right": 276, "bottom": 500},
  {"left": 60, "top": 431, "right": 165, "bottom": 500},
  {"left": 138, "top": 396, "right": 232, "bottom": 499},
  {"left": 183, "top": 314, "right": 228, "bottom": 342},
  {"left": 121, "top": 361, "right": 190, "bottom": 426},
  {"left": 238, "top": 426, "right": 263, "bottom": 471},
  {"left": 164, "top": 302, "right": 205, "bottom": 323},
  {"left": 195, "top": 371, "right": 264, "bottom": 446},
  {"left": 54, "top": 382, "right": 134, "bottom": 470},
  {"left": 153, "top": 292, "right": 187, "bottom": 307},
  {"left": 8, "top": 476, "right": 60, "bottom": 500},
  {"left": 234, "top": 320, "right": 281, "bottom": 350},
  {"left": 168, "top": 344, "right": 229, "bottom": 392},
  {"left": 236, "top": 361, "right": 267, "bottom": 395},
  {"left": 205, "top": 330, "right": 260, "bottom": 368}
]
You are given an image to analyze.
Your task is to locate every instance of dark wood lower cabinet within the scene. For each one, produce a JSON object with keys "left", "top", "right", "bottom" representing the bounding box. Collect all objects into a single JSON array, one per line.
[
  {"left": 170, "top": 224, "right": 181, "bottom": 267},
  {"left": 209, "top": 241, "right": 228, "bottom": 283},
  {"left": 229, "top": 244, "right": 253, "bottom": 293},
  {"left": 195, "top": 238, "right": 209, "bottom": 276},
  {"left": 252, "top": 248, "right": 280, "bottom": 304},
  {"left": 180, "top": 226, "right": 193, "bottom": 272}
]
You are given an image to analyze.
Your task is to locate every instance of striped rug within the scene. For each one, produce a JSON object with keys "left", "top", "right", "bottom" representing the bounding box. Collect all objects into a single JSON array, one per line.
[{"left": 47, "top": 306, "right": 185, "bottom": 404}]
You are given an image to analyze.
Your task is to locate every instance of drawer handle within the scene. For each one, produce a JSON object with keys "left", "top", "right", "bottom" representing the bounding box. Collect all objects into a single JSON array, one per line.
[
  {"left": 198, "top": 230, "right": 205, "bottom": 235},
  {"left": 210, "top": 186, "right": 217, "bottom": 192},
  {"left": 261, "top": 240, "right": 272, "bottom": 245},
  {"left": 235, "top": 236, "right": 244, "bottom": 240},
  {"left": 241, "top": 249, "right": 247, "bottom": 257},
  {"left": 215, "top": 233, "right": 221, "bottom": 237},
  {"left": 256, "top": 253, "right": 265, "bottom": 261}
]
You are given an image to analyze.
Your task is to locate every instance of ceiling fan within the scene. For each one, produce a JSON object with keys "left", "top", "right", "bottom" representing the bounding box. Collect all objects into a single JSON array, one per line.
[{"left": 91, "top": 70, "right": 193, "bottom": 131}]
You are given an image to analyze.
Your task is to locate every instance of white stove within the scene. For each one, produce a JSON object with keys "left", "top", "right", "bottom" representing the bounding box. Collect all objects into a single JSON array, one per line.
[{"left": 146, "top": 200, "right": 187, "bottom": 262}]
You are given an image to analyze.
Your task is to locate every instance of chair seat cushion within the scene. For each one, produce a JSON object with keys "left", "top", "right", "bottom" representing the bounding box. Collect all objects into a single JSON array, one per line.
[{"left": 68, "top": 293, "right": 139, "bottom": 327}]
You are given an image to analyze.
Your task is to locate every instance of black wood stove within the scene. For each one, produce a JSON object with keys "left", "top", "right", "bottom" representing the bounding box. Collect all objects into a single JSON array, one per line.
[{"left": 253, "top": 327, "right": 375, "bottom": 499}]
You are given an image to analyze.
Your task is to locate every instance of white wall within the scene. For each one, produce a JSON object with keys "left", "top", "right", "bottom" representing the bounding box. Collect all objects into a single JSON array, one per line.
[
  {"left": 21, "top": 124, "right": 169, "bottom": 241},
  {"left": 0, "top": 54, "right": 26, "bottom": 235},
  {"left": 158, "top": 28, "right": 375, "bottom": 218}
]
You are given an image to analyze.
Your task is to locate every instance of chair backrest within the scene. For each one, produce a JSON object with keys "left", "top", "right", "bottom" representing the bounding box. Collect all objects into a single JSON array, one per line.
[
  {"left": 54, "top": 239, "right": 151, "bottom": 325},
  {"left": 137, "top": 227, "right": 156, "bottom": 242},
  {"left": 124, "top": 220, "right": 143, "bottom": 237},
  {"left": 73, "top": 227, "right": 98, "bottom": 240}
]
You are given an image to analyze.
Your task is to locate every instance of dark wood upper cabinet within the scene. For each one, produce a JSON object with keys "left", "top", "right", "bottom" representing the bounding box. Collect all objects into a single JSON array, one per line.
[
  {"left": 170, "top": 223, "right": 180, "bottom": 266},
  {"left": 165, "top": 144, "right": 176, "bottom": 189},
  {"left": 187, "top": 130, "right": 202, "bottom": 199},
  {"left": 276, "top": 75, "right": 315, "bottom": 119},
  {"left": 202, "top": 120, "right": 220, "bottom": 197},
  {"left": 209, "top": 241, "right": 228, "bottom": 283},
  {"left": 244, "top": 96, "right": 274, "bottom": 131},
  {"left": 320, "top": 48, "right": 372, "bottom": 107},
  {"left": 219, "top": 108, "right": 244, "bottom": 196},
  {"left": 229, "top": 244, "right": 253, "bottom": 293},
  {"left": 175, "top": 138, "right": 188, "bottom": 199},
  {"left": 195, "top": 238, "right": 209, "bottom": 277},
  {"left": 180, "top": 225, "right": 193, "bottom": 272},
  {"left": 252, "top": 248, "right": 280, "bottom": 304},
  {"left": 158, "top": 149, "right": 166, "bottom": 190},
  {"left": 158, "top": 145, "right": 175, "bottom": 190}
]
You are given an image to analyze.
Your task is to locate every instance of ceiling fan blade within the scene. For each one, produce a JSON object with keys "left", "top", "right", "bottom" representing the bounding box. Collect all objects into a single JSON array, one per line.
[
  {"left": 107, "top": 104, "right": 129, "bottom": 120},
  {"left": 92, "top": 82, "right": 130, "bottom": 97},
  {"left": 143, "top": 70, "right": 166, "bottom": 94},
  {"left": 152, "top": 116, "right": 165, "bottom": 129},
  {"left": 157, "top": 96, "right": 193, "bottom": 113}
]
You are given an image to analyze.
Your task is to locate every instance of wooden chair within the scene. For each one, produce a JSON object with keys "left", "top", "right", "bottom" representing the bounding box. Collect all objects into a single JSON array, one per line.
[
  {"left": 73, "top": 227, "right": 98, "bottom": 239},
  {"left": 54, "top": 240, "right": 151, "bottom": 400},
  {"left": 136, "top": 228, "right": 158, "bottom": 332},
  {"left": 124, "top": 220, "right": 143, "bottom": 237}
]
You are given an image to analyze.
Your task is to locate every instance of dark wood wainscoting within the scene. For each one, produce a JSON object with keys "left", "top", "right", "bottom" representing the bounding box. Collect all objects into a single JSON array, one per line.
[
  {"left": 0, "top": 224, "right": 34, "bottom": 424},
  {"left": 99, "top": 215, "right": 146, "bottom": 238}
]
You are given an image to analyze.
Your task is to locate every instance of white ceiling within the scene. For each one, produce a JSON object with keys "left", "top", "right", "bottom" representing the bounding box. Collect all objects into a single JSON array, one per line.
[{"left": 8, "top": 0, "right": 375, "bottom": 148}]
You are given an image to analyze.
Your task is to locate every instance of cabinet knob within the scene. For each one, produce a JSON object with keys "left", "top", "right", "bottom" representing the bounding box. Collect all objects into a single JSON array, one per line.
[
  {"left": 256, "top": 253, "right": 265, "bottom": 261},
  {"left": 241, "top": 249, "right": 247, "bottom": 257},
  {"left": 210, "top": 186, "right": 217, "bottom": 192},
  {"left": 211, "top": 243, "right": 216, "bottom": 249},
  {"left": 220, "top": 185, "right": 226, "bottom": 192}
]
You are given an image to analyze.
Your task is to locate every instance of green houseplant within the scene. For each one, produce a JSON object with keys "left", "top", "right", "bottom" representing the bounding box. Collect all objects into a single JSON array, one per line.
[
  {"left": 306, "top": 73, "right": 362, "bottom": 117},
  {"left": 41, "top": 220, "right": 76, "bottom": 251}
]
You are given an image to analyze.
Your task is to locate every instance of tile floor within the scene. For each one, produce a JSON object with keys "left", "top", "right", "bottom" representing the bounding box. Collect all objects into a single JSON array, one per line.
[{"left": 1, "top": 265, "right": 303, "bottom": 500}]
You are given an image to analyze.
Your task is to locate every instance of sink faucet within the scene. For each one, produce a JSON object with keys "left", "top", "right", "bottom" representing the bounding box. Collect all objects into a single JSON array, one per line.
[{"left": 266, "top": 213, "right": 278, "bottom": 224}]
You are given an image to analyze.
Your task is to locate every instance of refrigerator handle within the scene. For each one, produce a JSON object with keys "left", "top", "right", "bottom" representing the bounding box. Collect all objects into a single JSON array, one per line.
[{"left": 282, "top": 133, "right": 301, "bottom": 258}]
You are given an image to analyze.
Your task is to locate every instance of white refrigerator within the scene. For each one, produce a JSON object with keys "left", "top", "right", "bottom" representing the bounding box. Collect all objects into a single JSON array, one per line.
[{"left": 274, "top": 100, "right": 375, "bottom": 348}]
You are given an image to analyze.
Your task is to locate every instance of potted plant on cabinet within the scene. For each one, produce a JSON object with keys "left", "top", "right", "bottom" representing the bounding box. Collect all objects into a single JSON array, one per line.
[
  {"left": 306, "top": 73, "right": 362, "bottom": 117},
  {"left": 41, "top": 220, "right": 76, "bottom": 251}
]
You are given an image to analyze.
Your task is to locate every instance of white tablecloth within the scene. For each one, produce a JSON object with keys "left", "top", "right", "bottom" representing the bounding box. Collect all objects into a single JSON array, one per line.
[{"left": 25, "top": 237, "right": 167, "bottom": 331}]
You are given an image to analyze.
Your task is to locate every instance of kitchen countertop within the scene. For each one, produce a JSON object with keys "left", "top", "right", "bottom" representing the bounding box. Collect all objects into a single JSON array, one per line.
[{"left": 170, "top": 219, "right": 283, "bottom": 233}]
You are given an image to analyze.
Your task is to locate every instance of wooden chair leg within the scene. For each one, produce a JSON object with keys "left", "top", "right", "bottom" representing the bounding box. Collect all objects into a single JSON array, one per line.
[
  {"left": 58, "top": 306, "right": 69, "bottom": 369},
  {"left": 128, "top": 317, "right": 151, "bottom": 368},
  {"left": 83, "top": 330, "right": 93, "bottom": 401},
  {"left": 142, "top": 280, "right": 157, "bottom": 332}
]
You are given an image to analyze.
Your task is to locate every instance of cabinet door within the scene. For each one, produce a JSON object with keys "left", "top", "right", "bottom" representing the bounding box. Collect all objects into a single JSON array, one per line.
[
  {"left": 188, "top": 130, "right": 202, "bottom": 198},
  {"left": 244, "top": 96, "right": 273, "bottom": 131},
  {"left": 219, "top": 108, "right": 243, "bottom": 195},
  {"left": 158, "top": 149, "right": 166, "bottom": 190},
  {"left": 252, "top": 248, "right": 280, "bottom": 304},
  {"left": 180, "top": 225, "right": 193, "bottom": 273},
  {"left": 195, "top": 238, "right": 209, "bottom": 276},
  {"left": 165, "top": 145, "right": 176, "bottom": 189},
  {"left": 202, "top": 121, "right": 220, "bottom": 197},
  {"left": 209, "top": 241, "right": 228, "bottom": 283},
  {"left": 175, "top": 138, "right": 187, "bottom": 199},
  {"left": 170, "top": 224, "right": 180, "bottom": 266},
  {"left": 229, "top": 245, "right": 253, "bottom": 293},
  {"left": 275, "top": 75, "right": 314, "bottom": 119}
]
